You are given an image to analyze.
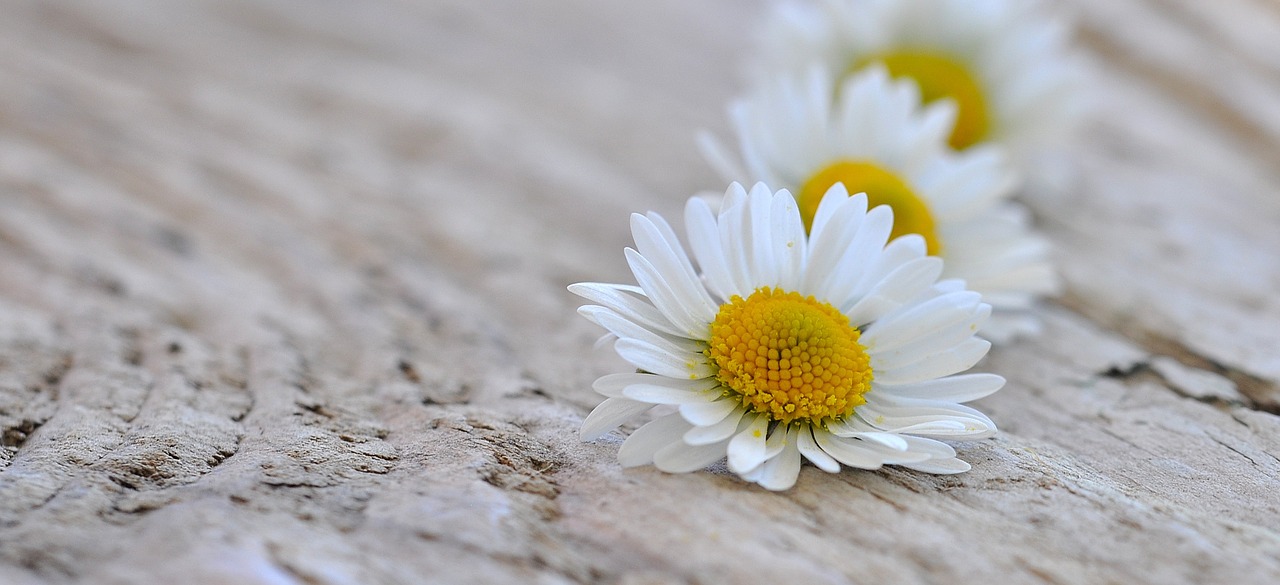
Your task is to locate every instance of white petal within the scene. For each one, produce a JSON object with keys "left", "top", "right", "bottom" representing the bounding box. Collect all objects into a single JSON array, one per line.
[
  {"left": 821, "top": 205, "right": 896, "bottom": 303},
  {"left": 901, "top": 457, "right": 971, "bottom": 474},
  {"left": 975, "top": 289, "right": 1040, "bottom": 312},
  {"left": 884, "top": 419, "right": 972, "bottom": 437},
  {"left": 871, "top": 338, "right": 991, "bottom": 385},
  {"left": 762, "top": 420, "right": 789, "bottom": 460},
  {"left": 797, "top": 425, "right": 840, "bottom": 473},
  {"left": 617, "top": 414, "right": 692, "bottom": 467},
  {"left": 843, "top": 256, "right": 944, "bottom": 326},
  {"left": 580, "top": 398, "right": 652, "bottom": 441},
  {"left": 645, "top": 211, "right": 697, "bottom": 277},
  {"left": 808, "top": 182, "right": 853, "bottom": 246},
  {"left": 685, "top": 196, "right": 736, "bottom": 301},
  {"left": 679, "top": 398, "right": 740, "bottom": 426},
  {"left": 568, "top": 282, "right": 683, "bottom": 338},
  {"left": 848, "top": 438, "right": 933, "bottom": 464},
  {"left": 858, "top": 398, "right": 997, "bottom": 439},
  {"left": 933, "top": 278, "right": 967, "bottom": 295},
  {"left": 756, "top": 427, "right": 803, "bottom": 491},
  {"left": 812, "top": 428, "right": 884, "bottom": 470},
  {"left": 729, "top": 100, "right": 774, "bottom": 188},
  {"left": 592, "top": 332, "right": 618, "bottom": 350},
  {"left": 771, "top": 190, "right": 808, "bottom": 291},
  {"left": 868, "top": 304, "right": 991, "bottom": 371},
  {"left": 901, "top": 100, "right": 958, "bottom": 167},
  {"left": 928, "top": 148, "right": 1015, "bottom": 221},
  {"left": 803, "top": 190, "right": 866, "bottom": 295},
  {"left": 592, "top": 372, "right": 660, "bottom": 398},
  {"left": 825, "top": 415, "right": 875, "bottom": 435},
  {"left": 842, "top": 297, "right": 898, "bottom": 332},
  {"left": 696, "top": 130, "right": 747, "bottom": 183},
  {"left": 869, "top": 392, "right": 996, "bottom": 414},
  {"left": 625, "top": 248, "right": 709, "bottom": 338},
  {"left": 980, "top": 312, "right": 1042, "bottom": 345},
  {"left": 846, "top": 431, "right": 909, "bottom": 451},
  {"left": 631, "top": 213, "right": 717, "bottom": 321},
  {"left": 898, "top": 435, "right": 958, "bottom": 460},
  {"left": 720, "top": 181, "right": 749, "bottom": 213},
  {"left": 746, "top": 183, "right": 779, "bottom": 285},
  {"left": 623, "top": 382, "right": 721, "bottom": 405},
  {"left": 874, "top": 373, "right": 1005, "bottom": 403},
  {"left": 614, "top": 338, "right": 713, "bottom": 380},
  {"left": 944, "top": 235, "right": 1051, "bottom": 283},
  {"left": 684, "top": 406, "right": 748, "bottom": 445},
  {"left": 653, "top": 440, "right": 729, "bottom": 473},
  {"left": 717, "top": 187, "right": 754, "bottom": 297},
  {"left": 861, "top": 291, "right": 980, "bottom": 349},
  {"left": 739, "top": 461, "right": 765, "bottom": 484},
  {"left": 848, "top": 234, "right": 928, "bottom": 303},
  {"left": 578, "top": 306, "right": 705, "bottom": 354},
  {"left": 838, "top": 68, "right": 885, "bottom": 149},
  {"left": 727, "top": 414, "right": 770, "bottom": 473}
]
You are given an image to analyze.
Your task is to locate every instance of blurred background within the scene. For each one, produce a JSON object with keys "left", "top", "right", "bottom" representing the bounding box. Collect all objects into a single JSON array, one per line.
[{"left": 1, "top": 1, "right": 1278, "bottom": 583}]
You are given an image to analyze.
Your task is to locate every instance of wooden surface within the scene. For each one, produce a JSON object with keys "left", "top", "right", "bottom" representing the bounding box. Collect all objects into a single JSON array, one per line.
[{"left": 1, "top": 1, "right": 1279, "bottom": 583}]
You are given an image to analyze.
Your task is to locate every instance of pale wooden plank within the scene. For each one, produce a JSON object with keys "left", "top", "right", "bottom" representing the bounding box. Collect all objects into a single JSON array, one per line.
[{"left": 0, "top": 1, "right": 1276, "bottom": 583}]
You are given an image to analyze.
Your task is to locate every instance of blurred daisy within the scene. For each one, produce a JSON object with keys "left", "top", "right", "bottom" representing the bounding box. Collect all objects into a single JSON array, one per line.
[
  {"left": 701, "top": 67, "right": 1058, "bottom": 341},
  {"left": 757, "top": 0, "right": 1086, "bottom": 152},
  {"left": 571, "top": 183, "right": 1001, "bottom": 491}
]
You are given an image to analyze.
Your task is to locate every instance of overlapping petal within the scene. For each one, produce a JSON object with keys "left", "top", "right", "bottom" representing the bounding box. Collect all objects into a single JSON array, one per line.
[
  {"left": 573, "top": 184, "right": 1001, "bottom": 490},
  {"left": 701, "top": 60, "right": 1060, "bottom": 343}
]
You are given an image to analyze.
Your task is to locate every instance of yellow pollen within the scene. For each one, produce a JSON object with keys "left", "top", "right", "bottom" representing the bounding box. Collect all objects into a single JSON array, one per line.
[
  {"left": 705, "top": 287, "right": 872, "bottom": 425},
  {"left": 798, "top": 160, "right": 942, "bottom": 255},
  {"left": 850, "top": 50, "right": 990, "bottom": 149}
]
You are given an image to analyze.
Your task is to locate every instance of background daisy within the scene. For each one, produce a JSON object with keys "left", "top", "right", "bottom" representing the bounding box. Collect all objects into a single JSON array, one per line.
[
  {"left": 757, "top": 0, "right": 1087, "bottom": 154},
  {"left": 572, "top": 183, "right": 1002, "bottom": 491},
  {"left": 701, "top": 67, "right": 1058, "bottom": 342}
]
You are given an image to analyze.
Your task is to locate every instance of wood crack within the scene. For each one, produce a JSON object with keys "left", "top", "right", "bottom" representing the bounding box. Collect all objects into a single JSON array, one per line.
[
  {"left": 1057, "top": 297, "right": 1278, "bottom": 414},
  {"left": 1206, "top": 435, "right": 1261, "bottom": 468}
]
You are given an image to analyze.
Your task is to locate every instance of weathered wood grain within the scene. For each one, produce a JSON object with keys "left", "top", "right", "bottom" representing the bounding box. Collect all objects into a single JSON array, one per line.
[{"left": 0, "top": 1, "right": 1277, "bottom": 583}]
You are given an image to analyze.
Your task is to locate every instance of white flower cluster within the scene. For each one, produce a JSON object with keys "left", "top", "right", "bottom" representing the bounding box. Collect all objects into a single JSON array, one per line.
[{"left": 573, "top": 0, "right": 1086, "bottom": 490}]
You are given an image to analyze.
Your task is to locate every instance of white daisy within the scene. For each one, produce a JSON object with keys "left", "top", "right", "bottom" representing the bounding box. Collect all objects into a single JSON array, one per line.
[
  {"left": 701, "top": 67, "right": 1058, "bottom": 342},
  {"left": 756, "top": 0, "right": 1087, "bottom": 153},
  {"left": 571, "top": 182, "right": 1002, "bottom": 491}
]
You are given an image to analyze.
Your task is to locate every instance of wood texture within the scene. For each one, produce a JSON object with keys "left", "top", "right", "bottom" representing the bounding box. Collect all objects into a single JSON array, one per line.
[{"left": 1, "top": 1, "right": 1278, "bottom": 583}]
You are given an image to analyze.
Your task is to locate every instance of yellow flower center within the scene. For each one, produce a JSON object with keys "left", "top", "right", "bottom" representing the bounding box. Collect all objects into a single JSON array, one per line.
[
  {"left": 705, "top": 287, "right": 872, "bottom": 425},
  {"left": 851, "top": 50, "right": 990, "bottom": 149},
  {"left": 798, "top": 160, "right": 942, "bottom": 255}
]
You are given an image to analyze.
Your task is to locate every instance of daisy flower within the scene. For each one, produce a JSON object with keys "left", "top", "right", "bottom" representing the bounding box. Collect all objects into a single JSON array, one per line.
[
  {"left": 570, "top": 183, "right": 1002, "bottom": 491},
  {"left": 756, "top": 0, "right": 1087, "bottom": 153},
  {"left": 701, "top": 67, "right": 1058, "bottom": 342}
]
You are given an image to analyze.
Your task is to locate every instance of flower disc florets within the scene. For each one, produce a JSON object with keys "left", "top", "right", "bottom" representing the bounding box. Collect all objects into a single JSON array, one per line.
[{"left": 707, "top": 287, "right": 871, "bottom": 425}]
